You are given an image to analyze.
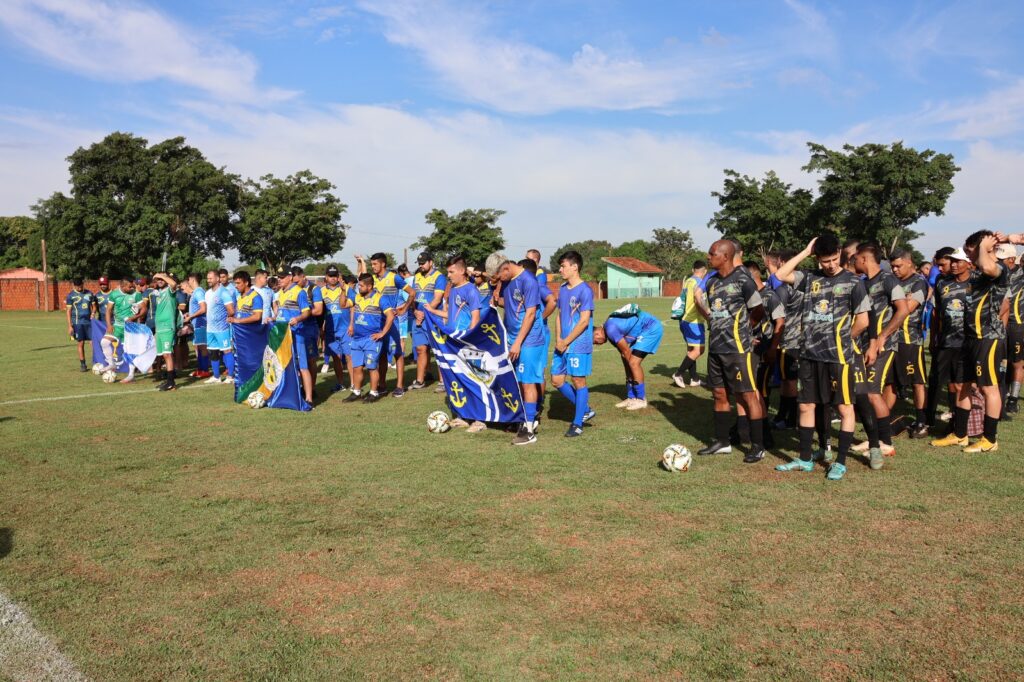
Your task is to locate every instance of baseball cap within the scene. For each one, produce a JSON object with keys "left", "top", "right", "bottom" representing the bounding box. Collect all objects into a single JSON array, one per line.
[
  {"left": 416, "top": 251, "right": 432, "bottom": 264},
  {"left": 325, "top": 265, "right": 340, "bottom": 276},
  {"left": 948, "top": 248, "right": 969, "bottom": 261},
  {"left": 995, "top": 243, "right": 1017, "bottom": 260},
  {"left": 98, "top": 276, "right": 109, "bottom": 284}
]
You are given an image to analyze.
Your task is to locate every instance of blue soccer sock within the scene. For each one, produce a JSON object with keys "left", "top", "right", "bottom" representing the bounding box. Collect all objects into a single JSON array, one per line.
[
  {"left": 525, "top": 401, "right": 537, "bottom": 425},
  {"left": 635, "top": 382, "right": 646, "bottom": 400},
  {"left": 211, "top": 357, "right": 221, "bottom": 377},
  {"left": 573, "top": 387, "right": 590, "bottom": 426},
  {"left": 223, "top": 352, "right": 235, "bottom": 378},
  {"left": 557, "top": 382, "right": 577, "bottom": 407},
  {"left": 199, "top": 354, "right": 210, "bottom": 371},
  {"left": 627, "top": 381, "right": 636, "bottom": 399}
]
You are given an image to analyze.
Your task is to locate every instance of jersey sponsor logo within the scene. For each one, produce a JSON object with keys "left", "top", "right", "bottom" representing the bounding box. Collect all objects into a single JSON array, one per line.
[
  {"left": 355, "top": 314, "right": 368, "bottom": 326},
  {"left": 811, "top": 299, "right": 834, "bottom": 322}
]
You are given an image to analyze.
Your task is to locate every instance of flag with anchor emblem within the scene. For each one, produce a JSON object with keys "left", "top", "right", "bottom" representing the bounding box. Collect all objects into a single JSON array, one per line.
[{"left": 423, "top": 307, "right": 526, "bottom": 424}]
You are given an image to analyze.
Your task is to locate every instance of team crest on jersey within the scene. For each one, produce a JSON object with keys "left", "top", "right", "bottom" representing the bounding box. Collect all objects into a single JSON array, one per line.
[
  {"left": 811, "top": 299, "right": 833, "bottom": 322},
  {"left": 570, "top": 296, "right": 580, "bottom": 310},
  {"left": 512, "top": 289, "right": 524, "bottom": 305},
  {"left": 949, "top": 299, "right": 963, "bottom": 311},
  {"left": 455, "top": 294, "right": 466, "bottom": 308}
]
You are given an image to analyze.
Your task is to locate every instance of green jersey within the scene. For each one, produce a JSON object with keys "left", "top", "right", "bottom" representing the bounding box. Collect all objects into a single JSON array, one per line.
[
  {"left": 109, "top": 288, "right": 141, "bottom": 327},
  {"left": 154, "top": 287, "right": 179, "bottom": 332}
]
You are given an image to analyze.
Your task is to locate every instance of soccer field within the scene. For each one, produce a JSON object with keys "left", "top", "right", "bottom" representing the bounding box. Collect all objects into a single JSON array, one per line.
[{"left": 1, "top": 300, "right": 1023, "bottom": 680}]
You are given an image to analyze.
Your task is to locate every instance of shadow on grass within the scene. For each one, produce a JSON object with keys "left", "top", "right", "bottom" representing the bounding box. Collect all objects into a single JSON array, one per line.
[
  {"left": 29, "top": 345, "right": 68, "bottom": 352},
  {"left": 0, "top": 528, "right": 11, "bottom": 559}
]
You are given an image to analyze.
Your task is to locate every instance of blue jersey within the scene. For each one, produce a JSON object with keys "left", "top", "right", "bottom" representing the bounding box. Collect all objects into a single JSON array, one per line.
[
  {"left": 235, "top": 290, "right": 263, "bottom": 318},
  {"left": 256, "top": 286, "right": 274, "bottom": 322},
  {"left": 319, "top": 284, "right": 355, "bottom": 340},
  {"left": 276, "top": 284, "right": 311, "bottom": 328},
  {"left": 307, "top": 286, "right": 324, "bottom": 336},
  {"left": 189, "top": 287, "right": 207, "bottom": 329},
  {"left": 204, "top": 285, "right": 233, "bottom": 333},
  {"left": 223, "top": 282, "right": 239, "bottom": 303},
  {"left": 604, "top": 312, "right": 661, "bottom": 347},
  {"left": 557, "top": 281, "right": 595, "bottom": 353},
  {"left": 502, "top": 271, "right": 544, "bottom": 347},
  {"left": 374, "top": 271, "right": 408, "bottom": 298},
  {"left": 65, "top": 289, "right": 93, "bottom": 325},
  {"left": 447, "top": 283, "right": 482, "bottom": 331},
  {"left": 536, "top": 267, "right": 548, "bottom": 289},
  {"left": 352, "top": 290, "right": 393, "bottom": 337},
  {"left": 93, "top": 290, "right": 112, "bottom": 317},
  {"left": 412, "top": 269, "right": 447, "bottom": 306}
]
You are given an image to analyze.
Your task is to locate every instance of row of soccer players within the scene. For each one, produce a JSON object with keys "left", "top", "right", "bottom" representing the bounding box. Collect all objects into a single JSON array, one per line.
[{"left": 669, "top": 230, "right": 1021, "bottom": 480}]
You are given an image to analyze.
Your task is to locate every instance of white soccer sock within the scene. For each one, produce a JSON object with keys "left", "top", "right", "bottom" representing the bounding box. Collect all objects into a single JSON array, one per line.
[{"left": 100, "top": 338, "right": 115, "bottom": 367}]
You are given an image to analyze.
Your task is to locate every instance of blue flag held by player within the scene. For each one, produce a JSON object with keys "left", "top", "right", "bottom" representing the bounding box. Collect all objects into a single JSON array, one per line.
[
  {"left": 90, "top": 320, "right": 128, "bottom": 372},
  {"left": 423, "top": 307, "right": 525, "bottom": 424},
  {"left": 232, "top": 321, "right": 311, "bottom": 412}
]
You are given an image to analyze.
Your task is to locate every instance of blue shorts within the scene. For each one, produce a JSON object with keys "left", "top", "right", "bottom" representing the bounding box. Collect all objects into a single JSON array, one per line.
[
  {"left": 326, "top": 335, "right": 350, "bottom": 359},
  {"left": 680, "top": 321, "right": 705, "bottom": 346},
  {"left": 551, "top": 351, "right": 592, "bottom": 377},
  {"left": 382, "top": 325, "right": 403, "bottom": 359},
  {"left": 411, "top": 324, "right": 430, "bottom": 348},
  {"left": 207, "top": 328, "right": 232, "bottom": 351},
  {"left": 288, "top": 331, "right": 310, "bottom": 370},
  {"left": 515, "top": 343, "right": 547, "bottom": 384},
  {"left": 192, "top": 326, "right": 207, "bottom": 346},
  {"left": 632, "top": 322, "right": 664, "bottom": 355},
  {"left": 351, "top": 336, "right": 382, "bottom": 370},
  {"left": 72, "top": 322, "right": 91, "bottom": 342}
]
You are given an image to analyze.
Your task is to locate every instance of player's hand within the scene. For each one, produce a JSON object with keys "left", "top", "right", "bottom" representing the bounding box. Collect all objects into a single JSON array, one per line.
[
  {"left": 105, "top": 325, "right": 112, "bottom": 335},
  {"left": 414, "top": 310, "right": 425, "bottom": 323},
  {"left": 555, "top": 339, "right": 568, "bottom": 353},
  {"left": 804, "top": 237, "right": 817, "bottom": 254},
  {"left": 980, "top": 234, "right": 998, "bottom": 253},
  {"left": 508, "top": 342, "right": 522, "bottom": 363},
  {"left": 370, "top": 332, "right": 383, "bottom": 341},
  {"left": 865, "top": 347, "right": 877, "bottom": 367},
  {"left": 67, "top": 325, "right": 73, "bottom": 335}
]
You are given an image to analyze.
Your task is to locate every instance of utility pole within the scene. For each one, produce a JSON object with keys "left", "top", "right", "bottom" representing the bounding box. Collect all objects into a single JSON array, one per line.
[{"left": 41, "top": 237, "right": 49, "bottom": 311}]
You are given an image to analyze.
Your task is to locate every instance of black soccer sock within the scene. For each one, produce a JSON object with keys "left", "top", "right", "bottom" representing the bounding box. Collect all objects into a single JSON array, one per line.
[
  {"left": 983, "top": 415, "right": 999, "bottom": 443},
  {"left": 816, "top": 405, "right": 830, "bottom": 450},
  {"left": 837, "top": 430, "right": 854, "bottom": 466},
  {"left": 688, "top": 360, "right": 700, "bottom": 383},
  {"left": 678, "top": 356, "right": 694, "bottom": 376},
  {"left": 915, "top": 408, "right": 926, "bottom": 425},
  {"left": 168, "top": 369, "right": 177, "bottom": 386},
  {"left": 798, "top": 426, "right": 815, "bottom": 461},
  {"left": 953, "top": 406, "right": 969, "bottom": 439},
  {"left": 736, "top": 415, "right": 750, "bottom": 444},
  {"left": 714, "top": 410, "right": 731, "bottom": 442},
  {"left": 877, "top": 417, "right": 892, "bottom": 446},
  {"left": 750, "top": 418, "right": 764, "bottom": 449},
  {"left": 857, "top": 395, "right": 879, "bottom": 449}
]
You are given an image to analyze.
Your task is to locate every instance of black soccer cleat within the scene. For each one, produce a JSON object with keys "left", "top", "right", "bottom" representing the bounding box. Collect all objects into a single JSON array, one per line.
[
  {"left": 697, "top": 440, "right": 732, "bottom": 456},
  {"left": 743, "top": 448, "right": 766, "bottom": 464},
  {"left": 564, "top": 424, "right": 584, "bottom": 438}
]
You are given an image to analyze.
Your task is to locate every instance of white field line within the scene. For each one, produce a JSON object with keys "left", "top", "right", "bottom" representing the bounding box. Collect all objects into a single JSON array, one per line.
[
  {"left": 0, "top": 324, "right": 59, "bottom": 330},
  {"left": 0, "top": 381, "right": 221, "bottom": 407},
  {"left": 0, "top": 589, "right": 88, "bottom": 682}
]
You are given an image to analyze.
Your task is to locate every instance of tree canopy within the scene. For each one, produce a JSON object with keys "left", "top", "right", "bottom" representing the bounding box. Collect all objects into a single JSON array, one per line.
[
  {"left": 413, "top": 209, "right": 506, "bottom": 267},
  {"left": 0, "top": 216, "right": 43, "bottom": 271},
  {"left": 708, "top": 170, "right": 814, "bottom": 259},
  {"left": 233, "top": 170, "right": 349, "bottom": 274}
]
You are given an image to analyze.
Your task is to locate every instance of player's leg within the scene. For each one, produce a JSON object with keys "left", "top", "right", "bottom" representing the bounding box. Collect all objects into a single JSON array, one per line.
[
  {"left": 626, "top": 352, "right": 647, "bottom": 409},
  {"left": 965, "top": 339, "right": 1004, "bottom": 451},
  {"left": 698, "top": 354, "right": 732, "bottom": 455},
  {"left": 778, "top": 360, "right": 823, "bottom": 471}
]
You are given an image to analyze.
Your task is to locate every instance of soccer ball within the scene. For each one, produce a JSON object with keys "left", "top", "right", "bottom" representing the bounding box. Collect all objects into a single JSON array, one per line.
[
  {"left": 426, "top": 411, "right": 451, "bottom": 433},
  {"left": 101, "top": 370, "right": 118, "bottom": 384},
  {"left": 91, "top": 363, "right": 105, "bottom": 375},
  {"left": 246, "top": 391, "right": 266, "bottom": 409},
  {"left": 661, "top": 444, "right": 692, "bottom": 472}
]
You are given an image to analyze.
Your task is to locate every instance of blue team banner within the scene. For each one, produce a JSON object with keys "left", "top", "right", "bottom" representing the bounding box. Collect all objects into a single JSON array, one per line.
[
  {"left": 233, "top": 320, "right": 311, "bottom": 412},
  {"left": 423, "top": 307, "right": 525, "bottom": 424},
  {"left": 90, "top": 319, "right": 128, "bottom": 372}
]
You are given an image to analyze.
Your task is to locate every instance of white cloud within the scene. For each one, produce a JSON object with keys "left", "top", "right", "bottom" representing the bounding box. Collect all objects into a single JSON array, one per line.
[{"left": 0, "top": 0, "right": 295, "bottom": 103}]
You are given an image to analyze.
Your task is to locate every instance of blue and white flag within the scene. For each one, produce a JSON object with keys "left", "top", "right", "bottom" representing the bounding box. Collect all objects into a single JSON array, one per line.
[
  {"left": 90, "top": 320, "right": 128, "bottom": 372},
  {"left": 423, "top": 307, "right": 526, "bottom": 424},
  {"left": 123, "top": 322, "right": 157, "bottom": 373}
]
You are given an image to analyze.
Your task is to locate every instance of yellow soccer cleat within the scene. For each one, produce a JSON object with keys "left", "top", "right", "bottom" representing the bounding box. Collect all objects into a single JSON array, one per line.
[
  {"left": 931, "top": 433, "right": 968, "bottom": 447},
  {"left": 964, "top": 437, "right": 999, "bottom": 453}
]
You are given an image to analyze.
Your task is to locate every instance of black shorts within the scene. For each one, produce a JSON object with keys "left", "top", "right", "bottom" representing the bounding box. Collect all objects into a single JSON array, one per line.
[
  {"left": 1009, "top": 324, "right": 1024, "bottom": 364},
  {"left": 778, "top": 348, "right": 799, "bottom": 382},
  {"left": 930, "top": 347, "right": 968, "bottom": 386},
  {"left": 798, "top": 359, "right": 855, "bottom": 406},
  {"left": 866, "top": 349, "right": 898, "bottom": 394},
  {"left": 895, "top": 343, "right": 927, "bottom": 387},
  {"left": 707, "top": 352, "right": 758, "bottom": 393},
  {"left": 71, "top": 322, "right": 91, "bottom": 342},
  {"left": 966, "top": 338, "right": 1006, "bottom": 387},
  {"left": 755, "top": 357, "right": 773, "bottom": 395},
  {"left": 852, "top": 355, "right": 870, "bottom": 395}
]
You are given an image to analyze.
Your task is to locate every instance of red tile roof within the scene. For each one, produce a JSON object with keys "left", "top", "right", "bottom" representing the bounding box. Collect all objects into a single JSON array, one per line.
[
  {"left": 0, "top": 267, "right": 46, "bottom": 281},
  {"left": 600, "top": 257, "right": 663, "bottom": 274}
]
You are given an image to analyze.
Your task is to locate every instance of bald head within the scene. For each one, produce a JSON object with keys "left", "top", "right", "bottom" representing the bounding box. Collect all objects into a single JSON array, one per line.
[
  {"left": 711, "top": 240, "right": 735, "bottom": 260},
  {"left": 708, "top": 240, "right": 736, "bottom": 275}
]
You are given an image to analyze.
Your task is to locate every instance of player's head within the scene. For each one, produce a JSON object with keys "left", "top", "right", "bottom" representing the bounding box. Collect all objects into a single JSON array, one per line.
[
  {"left": 496, "top": 259, "right": 518, "bottom": 283},
  {"left": 290, "top": 265, "right": 306, "bottom": 286},
  {"left": 691, "top": 260, "right": 707, "bottom": 277},
  {"left": 890, "top": 249, "right": 916, "bottom": 279},
  {"left": 343, "top": 273, "right": 357, "bottom": 286},
  {"left": 964, "top": 229, "right": 994, "bottom": 261},
  {"left": 268, "top": 275, "right": 280, "bottom": 291},
  {"left": 357, "top": 272, "right": 375, "bottom": 295},
  {"left": 947, "top": 247, "right": 970, "bottom": 276},
  {"left": 98, "top": 275, "right": 110, "bottom": 291},
  {"left": 206, "top": 270, "right": 219, "bottom": 287},
  {"left": 853, "top": 242, "right": 883, "bottom": 275},
  {"left": 592, "top": 325, "right": 607, "bottom": 345},
  {"left": 324, "top": 265, "right": 340, "bottom": 284},
  {"left": 370, "top": 252, "right": 388, "bottom": 275},
  {"left": 526, "top": 249, "right": 541, "bottom": 265},
  {"left": 446, "top": 255, "right": 468, "bottom": 284},
  {"left": 233, "top": 270, "right": 251, "bottom": 294},
  {"left": 396, "top": 263, "right": 410, "bottom": 278},
  {"left": 519, "top": 258, "right": 538, "bottom": 274},
  {"left": 764, "top": 251, "right": 782, "bottom": 273},
  {"left": 812, "top": 233, "right": 843, "bottom": 275},
  {"left": 726, "top": 238, "right": 743, "bottom": 265},
  {"left": 707, "top": 240, "right": 735, "bottom": 272},
  {"left": 416, "top": 251, "right": 434, "bottom": 273},
  {"left": 743, "top": 260, "right": 763, "bottom": 286},
  {"left": 557, "top": 250, "right": 583, "bottom": 279},
  {"left": 72, "top": 276, "right": 83, "bottom": 289},
  {"left": 996, "top": 242, "right": 1017, "bottom": 268},
  {"left": 217, "top": 268, "right": 229, "bottom": 285},
  {"left": 254, "top": 268, "right": 269, "bottom": 287},
  {"left": 933, "top": 247, "right": 954, "bottom": 276}
]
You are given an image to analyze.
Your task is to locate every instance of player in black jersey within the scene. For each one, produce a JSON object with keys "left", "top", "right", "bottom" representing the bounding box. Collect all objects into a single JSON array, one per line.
[
  {"left": 773, "top": 234, "right": 871, "bottom": 480},
  {"left": 926, "top": 248, "right": 971, "bottom": 430},
  {"left": 746, "top": 261, "right": 786, "bottom": 449},
  {"left": 767, "top": 251, "right": 802, "bottom": 430},
  {"left": 933, "top": 231, "right": 1008, "bottom": 452},
  {"left": 1000, "top": 245, "right": 1024, "bottom": 414},
  {"left": 891, "top": 250, "right": 930, "bottom": 437}
]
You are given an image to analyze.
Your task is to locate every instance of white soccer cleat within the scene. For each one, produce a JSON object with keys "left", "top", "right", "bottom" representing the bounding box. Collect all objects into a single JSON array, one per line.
[
  {"left": 688, "top": 379, "right": 702, "bottom": 388},
  {"left": 222, "top": 376, "right": 234, "bottom": 384},
  {"left": 626, "top": 399, "right": 648, "bottom": 411},
  {"left": 204, "top": 376, "right": 222, "bottom": 384},
  {"left": 851, "top": 440, "right": 870, "bottom": 453},
  {"left": 671, "top": 374, "right": 687, "bottom": 389},
  {"left": 320, "top": 364, "right": 330, "bottom": 374},
  {"left": 615, "top": 398, "right": 633, "bottom": 408}
]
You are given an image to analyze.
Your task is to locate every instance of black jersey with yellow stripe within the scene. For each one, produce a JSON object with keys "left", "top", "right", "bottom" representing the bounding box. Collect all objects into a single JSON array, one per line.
[
  {"left": 966, "top": 262, "right": 1009, "bottom": 341},
  {"left": 865, "top": 271, "right": 906, "bottom": 352},
  {"left": 1006, "top": 265, "right": 1024, "bottom": 328},
  {"left": 705, "top": 268, "right": 762, "bottom": 355},
  {"left": 792, "top": 269, "right": 870, "bottom": 364},
  {"left": 897, "top": 272, "right": 928, "bottom": 345}
]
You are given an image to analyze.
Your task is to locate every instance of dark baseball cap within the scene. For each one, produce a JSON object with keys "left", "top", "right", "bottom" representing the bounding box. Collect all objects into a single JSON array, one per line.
[
  {"left": 325, "top": 265, "right": 340, "bottom": 276},
  {"left": 98, "top": 276, "right": 109, "bottom": 284},
  {"left": 416, "top": 251, "right": 432, "bottom": 264}
]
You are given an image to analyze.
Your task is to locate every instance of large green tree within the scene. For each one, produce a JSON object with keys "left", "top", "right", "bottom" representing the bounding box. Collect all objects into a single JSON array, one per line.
[
  {"left": 0, "top": 216, "right": 43, "bottom": 270},
  {"left": 233, "top": 170, "right": 349, "bottom": 274},
  {"left": 708, "top": 170, "right": 814, "bottom": 260},
  {"left": 413, "top": 209, "right": 506, "bottom": 267},
  {"left": 804, "top": 142, "right": 959, "bottom": 256},
  {"left": 611, "top": 238, "right": 651, "bottom": 262},
  {"left": 549, "top": 239, "right": 613, "bottom": 281},
  {"left": 647, "top": 227, "right": 696, "bottom": 280},
  {"left": 34, "top": 132, "right": 240, "bottom": 278}
]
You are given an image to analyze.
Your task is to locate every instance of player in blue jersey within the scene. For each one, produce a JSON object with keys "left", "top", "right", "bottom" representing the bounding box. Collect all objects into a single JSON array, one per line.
[
  {"left": 65, "top": 277, "right": 94, "bottom": 371},
  {"left": 552, "top": 250, "right": 595, "bottom": 437},
  {"left": 593, "top": 309, "right": 664, "bottom": 411},
  {"left": 343, "top": 273, "right": 395, "bottom": 404},
  {"left": 181, "top": 273, "right": 211, "bottom": 378},
  {"left": 424, "top": 255, "right": 481, "bottom": 332},
  {"left": 275, "top": 268, "right": 316, "bottom": 405},
  {"left": 495, "top": 256, "right": 546, "bottom": 445},
  {"left": 358, "top": 253, "right": 415, "bottom": 397},
  {"left": 203, "top": 270, "right": 237, "bottom": 385},
  {"left": 316, "top": 266, "right": 355, "bottom": 393},
  {"left": 410, "top": 252, "right": 447, "bottom": 390},
  {"left": 522, "top": 256, "right": 557, "bottom": 415},
  {"left": 254, "top": 269, "right": 275, "bottom": 325}
]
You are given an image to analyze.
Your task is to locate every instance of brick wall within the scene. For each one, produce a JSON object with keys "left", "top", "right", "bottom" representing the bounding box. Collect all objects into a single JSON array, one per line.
[
  {"left": 544, "top": 279, "right": 603, "bottom": 300},
  {"left": 0, "top": 278, "right": 103, "bottom": 311},
  {"left": 662, "top": 280, "right": 683, "bottom": 297}
]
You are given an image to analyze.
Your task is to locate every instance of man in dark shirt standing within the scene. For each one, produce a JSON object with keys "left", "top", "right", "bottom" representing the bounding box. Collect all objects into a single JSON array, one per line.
[
  {"left": 696, "top": 240, "right": 766, "bottom": 463},
  {"left": 890, "top": 250, "right": 930, "bottom": 437},
  {"left": 926, "top": 248, "right": 971, "bottom": 430},
  {"left": 773, "top": 234, "right": 871, "bottom": 480}
]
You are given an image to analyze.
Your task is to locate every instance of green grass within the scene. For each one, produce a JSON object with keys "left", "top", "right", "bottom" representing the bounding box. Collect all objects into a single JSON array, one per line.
[{"left": 1, "top": 299, "right": 1023, "bottom": 680}]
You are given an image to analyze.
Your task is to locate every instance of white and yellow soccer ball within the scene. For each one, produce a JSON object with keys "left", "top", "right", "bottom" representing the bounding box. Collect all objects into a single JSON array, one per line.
[
  {"left": 426, "top": 410, "right": 451, "bottom": 433},
  {"left": 661, "top": 444, "right": 692, "bottom": 472},
  {"left": 246, "top": 391, "right": 266, "bottom": 409},
  {"left": 91, "top": 363, "right": 105, "bottom": 375},
  {"left": 101, "top": 370, "right": 118, "bottom": 384}
]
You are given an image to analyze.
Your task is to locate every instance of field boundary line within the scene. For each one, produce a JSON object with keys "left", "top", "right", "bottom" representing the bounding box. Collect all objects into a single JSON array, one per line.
[
  {"left": 0, "top": 588, "right": 89, "bottom": 681},
  {"left": 0, "top": 382, "right": 219, "bottom": 407}
]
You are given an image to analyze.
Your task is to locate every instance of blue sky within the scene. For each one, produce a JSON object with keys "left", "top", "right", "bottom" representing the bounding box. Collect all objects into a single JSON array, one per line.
[{"left": 2, "top": 0, "right": 1023, "bottom": 265}]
